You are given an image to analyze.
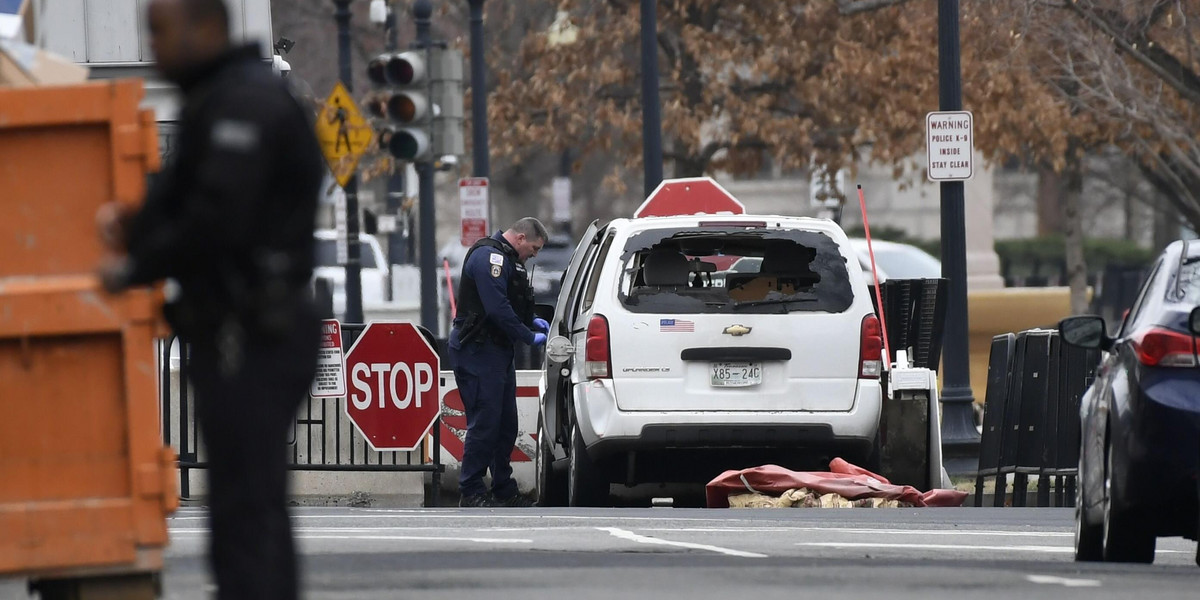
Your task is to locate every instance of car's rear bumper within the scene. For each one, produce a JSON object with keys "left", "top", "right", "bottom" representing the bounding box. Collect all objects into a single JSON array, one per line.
[{"left": 572, "top": 378, "right": 881, "bottom": 464}]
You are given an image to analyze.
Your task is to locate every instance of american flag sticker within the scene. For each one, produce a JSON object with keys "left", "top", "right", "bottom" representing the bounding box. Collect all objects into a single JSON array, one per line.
[{"left": 660, "top": 318, "right": 695, "bottom": 332}]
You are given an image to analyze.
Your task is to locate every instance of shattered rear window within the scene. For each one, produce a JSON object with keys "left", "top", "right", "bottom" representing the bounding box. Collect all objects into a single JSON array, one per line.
[{"left": 616, "top": 227, "right": 854, "bottom": 314}]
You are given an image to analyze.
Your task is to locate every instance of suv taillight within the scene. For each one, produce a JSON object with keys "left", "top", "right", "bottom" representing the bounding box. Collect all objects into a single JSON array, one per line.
[
  {"left": 584, "top": 315, "right": 612, "bottom": 379},
  {"left": 860, "top": 314, "right": 883, "bottom": 379},
  {"left": 1131, "top": 328, "right": 1198, "bottom": 367}
]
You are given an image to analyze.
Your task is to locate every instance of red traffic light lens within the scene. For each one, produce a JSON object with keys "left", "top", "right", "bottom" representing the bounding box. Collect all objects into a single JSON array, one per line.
[
  {"left": 387, "top": 95, "right": 417, "bottom": 122},
  {"left": 386, "top": 58, "right": 415, "bottom": 85},
  {"left": 367, "top": 59, "right": 388, "bottom": 86}
]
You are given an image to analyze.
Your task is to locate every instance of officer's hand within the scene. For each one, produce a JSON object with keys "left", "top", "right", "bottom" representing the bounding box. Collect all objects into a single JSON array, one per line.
[
  {"left": 531, "top": 333, "right": 547, "bottom": 346},
  {"left": 96, "top": 202, "right": 132, "bottom": 251},
  {"left": 532, "top": 317, "right": 550, "bottom": 333},
  {"left": 97, "top": 256, "right": 133, "bottom": 294}
]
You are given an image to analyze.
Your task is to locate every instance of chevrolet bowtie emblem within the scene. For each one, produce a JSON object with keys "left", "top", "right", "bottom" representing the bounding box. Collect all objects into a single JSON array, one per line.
[{"left": 723, "top": 324, "right": 752, "bottom": 336}]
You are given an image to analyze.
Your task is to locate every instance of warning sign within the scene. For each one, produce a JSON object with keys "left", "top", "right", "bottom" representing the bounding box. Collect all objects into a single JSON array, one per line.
[
  {"left": 315, "top": 83, "right": 374, "bottom": 187},
  {"left": 459, "top": 177, "right": 490, "bottom": 246},
  {"left": 310, "top": 319, "right": 347, "bottom": 398},
  {"left": 926, "top": 111, "right": 974, "bottom": 182}
]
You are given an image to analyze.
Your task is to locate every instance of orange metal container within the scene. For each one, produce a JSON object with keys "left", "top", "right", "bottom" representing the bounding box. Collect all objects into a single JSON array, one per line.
[{"left": 0, "top": 80, "right": 178, "bottom": 581}]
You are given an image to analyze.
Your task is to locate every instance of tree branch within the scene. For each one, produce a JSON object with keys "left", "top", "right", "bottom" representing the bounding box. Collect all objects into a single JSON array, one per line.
[
  {"left": 1065, "top": 1, "right": 1200, "bottom": 106},
  {"left": 837, "top": 0, "right": 911, "bottom": 16}
]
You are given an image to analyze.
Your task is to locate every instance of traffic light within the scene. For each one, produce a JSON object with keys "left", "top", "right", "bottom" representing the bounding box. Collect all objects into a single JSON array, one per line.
[
  {"left": 366, "top": 47, "right": 464, "bottom": 163},
  {"left": 367, "top": 51, "right": 432, "bottom": 162},
  {"left": 428, "top": 47, "right": 464, "bottom": 158}
]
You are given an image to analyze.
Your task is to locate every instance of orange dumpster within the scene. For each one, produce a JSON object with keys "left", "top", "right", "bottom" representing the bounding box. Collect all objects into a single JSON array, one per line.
[{"left": 0, "top": 80, "right": 178, "bottom": 596}]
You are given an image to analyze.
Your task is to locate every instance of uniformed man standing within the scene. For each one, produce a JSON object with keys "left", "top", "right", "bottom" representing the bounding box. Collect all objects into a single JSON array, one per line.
[
  {"left": 451, "top": 218, "right": 550, "bottom": 507},
  {"left": 96, "top": 0, "right": 323, "bottom": 597}
]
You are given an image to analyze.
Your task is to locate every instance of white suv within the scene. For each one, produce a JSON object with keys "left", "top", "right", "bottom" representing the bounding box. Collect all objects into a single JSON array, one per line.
[
  {"left": 313, "top": 229, "right": 388, "bottom": 318},
  {"left": 536, "top": 196, "right": 884, "bottom": 507}
]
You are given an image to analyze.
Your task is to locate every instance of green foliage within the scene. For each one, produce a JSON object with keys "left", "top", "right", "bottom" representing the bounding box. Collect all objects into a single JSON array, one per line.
[
  {"left": 995, "top": 236, "right": 1154, "bottom": 278},
  {"left": 843, "top": 228, "right": 1155, "bottom": 280}
]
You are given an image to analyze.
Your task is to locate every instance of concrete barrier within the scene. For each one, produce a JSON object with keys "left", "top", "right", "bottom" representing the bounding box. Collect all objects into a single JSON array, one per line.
[{"left": 965, "top": 287, "right": 1080, "bottom": 408}]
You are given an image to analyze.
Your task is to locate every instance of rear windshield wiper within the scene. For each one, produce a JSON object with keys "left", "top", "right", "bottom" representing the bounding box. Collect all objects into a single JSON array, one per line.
[{"left": 731, "top": 297, "right": 817, "bottom": 310}]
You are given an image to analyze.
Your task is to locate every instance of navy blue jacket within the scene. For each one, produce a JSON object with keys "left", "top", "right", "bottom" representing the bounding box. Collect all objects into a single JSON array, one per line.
[{"left": 456, "top": 232, "right": 536, "bottom": 346}]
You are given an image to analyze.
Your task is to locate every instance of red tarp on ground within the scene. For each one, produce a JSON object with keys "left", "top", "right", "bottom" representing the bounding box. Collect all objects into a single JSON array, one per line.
[{"left": 705, "top": 459, "right": 969, "bottom": 508}]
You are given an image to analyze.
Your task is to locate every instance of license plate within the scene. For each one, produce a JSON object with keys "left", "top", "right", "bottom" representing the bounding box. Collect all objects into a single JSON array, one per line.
[{"left": 710, "top": 362, "right": 762, "bottom": 387}]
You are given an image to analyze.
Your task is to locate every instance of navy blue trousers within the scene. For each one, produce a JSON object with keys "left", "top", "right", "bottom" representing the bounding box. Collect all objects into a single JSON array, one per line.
[{"left": 449, "top": 339, "right": 519, "bottom": 499}]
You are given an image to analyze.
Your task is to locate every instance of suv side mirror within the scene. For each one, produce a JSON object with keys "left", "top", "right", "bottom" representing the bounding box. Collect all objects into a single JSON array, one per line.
[
  {"left": 1059, "top": 315, "right": 1111, "bottom": 351},
  {"left": 1189, "top": 307, "right": 1200, "bottom": 335}
]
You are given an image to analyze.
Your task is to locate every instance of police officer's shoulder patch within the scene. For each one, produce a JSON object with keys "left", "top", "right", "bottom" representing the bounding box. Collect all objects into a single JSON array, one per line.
[
  {"left": 489, "top": 253, "right": 505, "bottom": 266},
  {"left": 490, "top": 264, "right": 502, "bottom": 278}
]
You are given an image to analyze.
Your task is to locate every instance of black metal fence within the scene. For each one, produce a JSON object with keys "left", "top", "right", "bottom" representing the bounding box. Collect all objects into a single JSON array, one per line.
[
  {"left": 876, "top": 278, "right": 948, "bottom": 370},
  {"left": 974, "top": 329, "right": 1100, "bottom": 507},
  {"left": 158, "top": 323, "right": 445, "bottom": 506}
]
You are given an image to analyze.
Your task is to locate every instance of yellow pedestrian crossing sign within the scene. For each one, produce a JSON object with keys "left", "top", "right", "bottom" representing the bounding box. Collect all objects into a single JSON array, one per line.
[{"left": 316, "top": 82, "right": 374, "bottom": 187}]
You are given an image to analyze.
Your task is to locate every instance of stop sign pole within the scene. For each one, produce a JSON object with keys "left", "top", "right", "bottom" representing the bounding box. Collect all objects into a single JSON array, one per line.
[{"left": 345, "top": 322, "right": 441, "bottom": 452}]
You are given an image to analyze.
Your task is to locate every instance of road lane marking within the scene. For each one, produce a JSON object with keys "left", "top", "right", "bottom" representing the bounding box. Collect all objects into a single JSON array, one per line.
[
  {"left": 763, "top": 527, "right": 1071, "bottom": 537},
  {"left": 599, "top": 527, "right": 766, "bottom": 558},
  {"left": 1026, "top": 575, "right": 1101, "bottom": 587},
  {"left": 168, "top": 514, "right": 853, "bottom": 524},
  {"left": 171, "top": 514, "right": 770, "bottom": 522},
  {"left": 171, "top": 529, "right": 532, "bottom": 544},
  {"left": 797, "top": 542, "right": 1073, "bottom": 553},
  {"left": 299, "top": 535, "right": 532, "bottom": 544}
]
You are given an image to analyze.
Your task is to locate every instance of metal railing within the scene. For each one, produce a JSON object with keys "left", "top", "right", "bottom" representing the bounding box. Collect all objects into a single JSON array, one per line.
[{"left": 158, "top": 323, "right": 445, "bottom": 506}]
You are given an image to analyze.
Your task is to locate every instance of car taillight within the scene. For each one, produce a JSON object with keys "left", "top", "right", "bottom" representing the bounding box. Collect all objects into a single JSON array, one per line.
[
  {"left": 860, "top": 314, "right": 883, "bottom": 379},
  {"left": 584, "top": 315, "right": 612, "bottom": 379},
  {"left": 1130, "top": 328, "right": 1198, "bottom": 367}
]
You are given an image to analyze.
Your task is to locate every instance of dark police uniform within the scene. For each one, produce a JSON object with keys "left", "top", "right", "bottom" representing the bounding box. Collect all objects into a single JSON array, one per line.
[
  {"left": 118, "top": 44, "right": 323, "bottom": 600},
  {"left": 450, "top": 232, "right": 537, "bottom": 501}
]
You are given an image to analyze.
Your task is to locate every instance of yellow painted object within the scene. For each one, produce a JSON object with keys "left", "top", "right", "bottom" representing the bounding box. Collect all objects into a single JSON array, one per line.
[
  {"left": 960, "top": 287, "right": 1080, "bottom": 405},
  {"left": 0, "top": 81, "right": 177, "bottom": 582}
]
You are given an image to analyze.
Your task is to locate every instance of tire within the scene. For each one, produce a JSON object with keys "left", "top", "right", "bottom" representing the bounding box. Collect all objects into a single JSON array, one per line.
[
  {"left": 1074, "top": 457, "right": 1103, "bottom": 562},
  {"left": 534, "top": 414, "right": 567, "bottom": 507},
  {"left": 1102, "top": 442, "right": 1156, "bottom": 563},
  {"left": 568, "top": 423, "right": 607, "bottom": 507},
  {"left": 862, "top": 430, "right": 883, "bottom": 477}
]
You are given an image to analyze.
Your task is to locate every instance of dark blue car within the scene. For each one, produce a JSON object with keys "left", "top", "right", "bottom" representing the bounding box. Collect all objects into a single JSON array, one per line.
[{"left": 1060, "top": 240, "right": 1200, "bottom": 565}]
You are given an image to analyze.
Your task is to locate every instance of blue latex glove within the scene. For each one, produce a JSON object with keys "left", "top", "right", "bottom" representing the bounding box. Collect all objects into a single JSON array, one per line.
[
  {"left": 532, "top": 317, "right": 550, "bottom": 333},
  {"left": 531, "top": 332, "right": 547, "bottom": 346}
]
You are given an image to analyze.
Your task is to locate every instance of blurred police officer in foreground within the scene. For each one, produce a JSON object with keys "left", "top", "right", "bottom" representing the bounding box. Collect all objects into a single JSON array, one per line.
[
  {"left": 451, "top": 218, "right": 550, "bottom": 507},
  {"left": 96, "top": 0, "right": 323, "bottom": 597}
]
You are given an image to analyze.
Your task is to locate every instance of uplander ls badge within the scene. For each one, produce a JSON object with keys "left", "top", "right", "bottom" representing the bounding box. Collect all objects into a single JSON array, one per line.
[{"left": 723, "top": 324, "right": 752, "bottom": 336}]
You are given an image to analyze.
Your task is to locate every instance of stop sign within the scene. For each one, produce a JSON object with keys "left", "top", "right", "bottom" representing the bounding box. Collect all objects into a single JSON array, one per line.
[
  {"left": 345, "top": 322, "right": 440, "bottom": 451},
  {"left": 633, "top": 177, "right": 746, "bottom": 218}
]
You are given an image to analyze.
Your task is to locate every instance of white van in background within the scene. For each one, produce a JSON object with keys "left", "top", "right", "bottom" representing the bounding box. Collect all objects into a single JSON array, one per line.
[{"left": 313, "top": 229, "right": 388, "bottom": 319}]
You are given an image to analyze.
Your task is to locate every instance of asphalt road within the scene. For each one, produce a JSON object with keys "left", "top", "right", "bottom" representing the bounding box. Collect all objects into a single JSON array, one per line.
[{"left": 4, "top": 507, "right": 1197, "bottom": 599}]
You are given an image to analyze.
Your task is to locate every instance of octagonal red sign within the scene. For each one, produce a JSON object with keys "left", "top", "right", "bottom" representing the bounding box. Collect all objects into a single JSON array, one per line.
[
  {"left": 633, "top": 177, "right": 745, "bottom": 218},
  {"left": 345, "top": 322, "right": 440, "bottom": 451}
]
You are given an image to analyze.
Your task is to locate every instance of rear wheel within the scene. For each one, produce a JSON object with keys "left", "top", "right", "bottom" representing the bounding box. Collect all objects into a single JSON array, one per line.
[
  {"left": 534, "top": 414, "right": 566, "bottom": 507},
  {"left": 1102, "top": 442, "right": 1155, "bottom": 563},
  {"left": 1074, "top": 457, "right": 1103, "bottom": 561},
  {"left": 862, "top": 430, "right": 883, "bottom": 476},
  {"left": 568, "top": 423, "right": 607, "bottom": 507}
]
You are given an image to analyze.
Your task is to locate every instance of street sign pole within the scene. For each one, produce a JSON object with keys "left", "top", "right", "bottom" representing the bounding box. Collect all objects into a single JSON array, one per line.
[
  {"left": 936, "top": 0, "right": 981, "bottom": 476},
  {"left": 334, "top": 0, "right": 363, "bottom": 325},
  {"left": 640, "top": 0, "right": 663, "bottom": 199},
  {"left": 413, "top": 0, "right": 438, "bottom": 333}
]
